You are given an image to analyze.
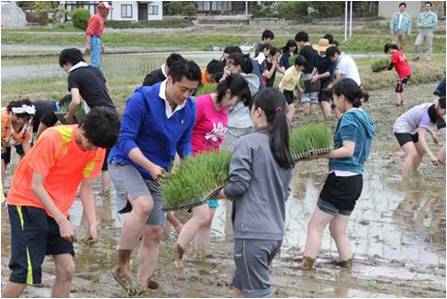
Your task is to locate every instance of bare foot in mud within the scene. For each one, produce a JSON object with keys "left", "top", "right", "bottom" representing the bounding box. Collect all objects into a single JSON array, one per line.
[
  {"left": 173, "top": 244, "right": 185, "bottom": 268},
  {"left": 329, "top": 259, "right": 353, "bottom": 268},
  {"left": 112, "top": 266, "right": 144, "bottom": 296}
]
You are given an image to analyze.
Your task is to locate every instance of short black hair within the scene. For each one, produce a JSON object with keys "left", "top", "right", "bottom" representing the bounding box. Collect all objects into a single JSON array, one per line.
[
  {"left": 268, "top": 47, "right": 279, "bottom": 57},
  {"left": 326, "top": 46, "right": 340, "bottom": 58},
  {"left": 425, "top": 1, "right": 432, "bottom": 6},
  {"left": 59, "top": 48, "right": 84, "bottom": 68},
  {"left": 399, "top": 2, "right": 407, "bottom": 7},
  {"left": 206, "top": 59, "right": 225, "bottom": 77},
  {"left": 323, "top": 34, "right": 335, "bottom": 44},
  {"left": 259, "top": 43, "right": 271, "bottom": 52},
  {"left": 261, "top": 29, "right": 274, "bottom": 40},
  {"left": 81, "top": 107, "right": 120, "bottom": 148},
  {"left": 166, "top": 53, "right": 185, "bottom": 68},
  {"left": 223, "top": 46, "right": 242, "bottom": 55},
  {"left": 439, "top": 96, "right": 446, "bottom": 109},
  {"left": 168, "top": 60, "right": 201, "bottom": 83},
  {"left": 294, "top": 31, "right": 309, "bottom": 42},
  {"left": 229, "top": 53, "right": 252, "bottom": 74},
  {"left": 384, "top": 43, "right": 399, "bottom": 53},
  {"left": 294, "top": 55, "right": 307, "bottom": 67}
]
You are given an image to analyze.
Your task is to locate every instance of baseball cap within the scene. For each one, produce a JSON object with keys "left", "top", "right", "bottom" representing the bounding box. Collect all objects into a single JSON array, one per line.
[{"left": 97, "top": 2, "right": 112, "bottom": 10}]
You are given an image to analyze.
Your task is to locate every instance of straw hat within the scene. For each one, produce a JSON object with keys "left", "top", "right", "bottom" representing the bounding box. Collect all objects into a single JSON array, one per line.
[{"left": 313, "top": 38, "right": 331, "bottom": 53}]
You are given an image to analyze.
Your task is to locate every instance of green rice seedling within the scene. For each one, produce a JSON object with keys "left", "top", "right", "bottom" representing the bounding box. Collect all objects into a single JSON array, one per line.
[
  {"left": 289, "top": 123, "right": 332, "bottom": 160},
  {"left": 161, "top": 150, "right": 232, "bottom": 211},
  {"left": 371, "top": 58, "right": 390, "bottom": 73},
  {"left": 195, "top": 84, "right": 217, "bottom": 97}
]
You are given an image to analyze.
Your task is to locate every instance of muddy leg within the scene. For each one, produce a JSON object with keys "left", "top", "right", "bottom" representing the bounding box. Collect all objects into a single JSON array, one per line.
[
  {"left": 52, "top": 253, "right": 75, "bottom": 298},
  {"left": 302, "top": 207, "right": 334, "bottom": 268},
  {"left": 167, "top": 211, "right": 183, "bottom": 235},
  {"left": 193, "top": 207, "right": 216, "bottom": 257},
  {"left": 137, "top": 225, "right": 163, "bottom": 286},
  {"left": 329, "top": 213, "right": 352, "bottom": 262},
  {"left": 401, "top": 142, "right": 419, "bottom": 178},
  {"left": 2, "top": 281, "right": 27, "bottom": 298}
]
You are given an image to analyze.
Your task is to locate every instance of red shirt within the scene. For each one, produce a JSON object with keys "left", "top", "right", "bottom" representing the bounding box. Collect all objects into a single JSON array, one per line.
[
  {"left": 86, "top": 13, "right": 105, "bottom": 37},
  {"left": 391, "top": 50, "right": 411, "bottom": 78}
]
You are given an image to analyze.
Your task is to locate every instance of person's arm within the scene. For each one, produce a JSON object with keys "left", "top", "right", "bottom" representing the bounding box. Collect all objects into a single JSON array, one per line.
[
  {"left": 390, "top": 14, "right": 395, "bottom": 34},
  {"left": 311, "top": 71, "right": 330, "bottom": 83},
  {"left": 22, "top": 142, "right": 31, "bottom": 154},
  {"left": 176, "top": 105, "right": 196, "bottom": 160},
  {"left": 85, "top": 35, "right": 91, "bottom": 55},
  {"left": 85, "top": 16, "right": 98, "bottom": 54},
  {"left": 217, "top": 139, "right": 253, "bottom": 200},
  {"left": 387, "top": 62, "right": 395, "bottom": 70},
  {"left": 32, "top": 172, "right": 76, "bottom": 241},
  {"left": 262, "top": 63, "right": 276, "bottom": 79},
  {"left": 418, "top": 127, "right": 439, "bottom": 164},
  {"left": 320, "top": 140, "right": 355, "bottom": 159},
  {"left": 407, "top": 14, "right": 412, "bottom": 34},
  {"left": 425, "top": 126, "right": 439, "bottom": 144},
  {"left": 36, "top": 123, "right": 49, "bottom": 140},
  {"left": 65, "top": 88, "right": 81, "bottom": 124},
  {"left": 117, "top": 93, "right": 167, "bottom": 180},
  {"left": 79, "top": 178, "right": 97, "bottom": 241},
  {"left": 417, "top": 14, "right": 423, "bottom": 28},
  {"left": 431, "top": 13, "right": 438, "bottom": 29}
]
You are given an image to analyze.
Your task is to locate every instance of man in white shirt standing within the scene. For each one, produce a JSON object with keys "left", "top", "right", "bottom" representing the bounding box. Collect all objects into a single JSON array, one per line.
[
  {"left": 390, "top": 2, "right": 412, "bottom": 49},
  {"left": 326, "top": 46, "right": 361, "bottom": 87}
]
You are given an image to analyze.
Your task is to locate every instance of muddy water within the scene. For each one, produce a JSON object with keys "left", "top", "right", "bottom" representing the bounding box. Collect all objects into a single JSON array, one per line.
[{"left": 1, "top": 83, "right": 445, "bottom": 297}]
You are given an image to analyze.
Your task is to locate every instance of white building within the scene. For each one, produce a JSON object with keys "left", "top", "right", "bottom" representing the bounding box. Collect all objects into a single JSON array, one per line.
[{"left": 62, "top": 1, "right": 163, "bottom": 21}]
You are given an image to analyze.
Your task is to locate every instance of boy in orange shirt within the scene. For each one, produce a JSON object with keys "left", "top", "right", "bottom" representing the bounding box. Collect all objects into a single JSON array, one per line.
[{"left": 2, "top": 107, "right": 120, "bottom": 298}]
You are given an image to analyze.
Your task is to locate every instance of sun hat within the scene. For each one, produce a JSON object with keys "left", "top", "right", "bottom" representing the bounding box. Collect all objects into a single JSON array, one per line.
[
  {"left": 313, "top": 38, "right": 332, "bottom": 53},
  {"left": 97, "top": 2, "right": 112, "bottom": 10}
]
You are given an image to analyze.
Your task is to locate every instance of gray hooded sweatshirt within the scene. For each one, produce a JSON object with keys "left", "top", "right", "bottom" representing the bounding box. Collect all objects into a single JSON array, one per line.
[{"left": 223, "top": 131, "right": 293, "bottom": 241}]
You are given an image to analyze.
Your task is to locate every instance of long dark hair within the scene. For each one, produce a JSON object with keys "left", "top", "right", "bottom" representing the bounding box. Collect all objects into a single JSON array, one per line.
[
  {"left": 332, "top": 78, "right": 369, "bottom": 107},
  {"left": 281, "top": 39, "right": 297, "bottom": 55},
  {"left": 229, "top": 53, "right": 252, "bottom": 74},
  {"left": 252, "top": 88, "right": 294, "bottom": 169},
  {"left": 216, "top": 74, "right": 251, "bottom": 106}
]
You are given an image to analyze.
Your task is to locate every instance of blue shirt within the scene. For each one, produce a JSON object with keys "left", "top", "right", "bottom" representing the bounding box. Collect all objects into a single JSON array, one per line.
[
  {"left": 108, "top": 81, "right": 196, "bottom": 179},
  {"left": 329, "top": 108, "right": 375, "bottom": 174}
]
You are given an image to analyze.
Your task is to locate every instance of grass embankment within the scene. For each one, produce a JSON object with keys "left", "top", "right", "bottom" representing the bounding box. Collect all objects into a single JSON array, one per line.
[
  {"left": 2, "top": 55, "right": 445, "bottom": 109},
  {"left": 2, "top": 28, "right": 445, "bottom": 54}
]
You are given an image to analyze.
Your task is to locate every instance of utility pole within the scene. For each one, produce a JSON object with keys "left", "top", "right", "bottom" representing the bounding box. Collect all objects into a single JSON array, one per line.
[{"left": 344, "top": 0, "right": 348, "bottom": 41}]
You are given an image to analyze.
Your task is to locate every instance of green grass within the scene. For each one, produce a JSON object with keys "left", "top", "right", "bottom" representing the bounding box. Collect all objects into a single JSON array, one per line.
[
  {"left": 161, "top": 150, "right": 232, "bottom": 210},
  {"left": 289, "top": 123, "right": 333, "bottom": 160},
  {"left": 195, "top": 84, "right": 217, "bottom": 96},
  {"left": 2, "top": 29, "right": 445, "bottom": 54},
  {"left": 371, "top": 58, "right": 390, "bottom": 72}
]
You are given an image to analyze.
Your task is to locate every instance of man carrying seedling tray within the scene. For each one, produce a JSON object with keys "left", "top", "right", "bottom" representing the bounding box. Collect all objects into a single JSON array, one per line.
[{"left": 107, "top": 60, "right": 201, "bottom": 296}]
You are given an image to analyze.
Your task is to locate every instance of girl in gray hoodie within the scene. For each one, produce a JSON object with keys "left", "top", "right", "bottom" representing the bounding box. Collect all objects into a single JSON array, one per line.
[{"left": 216, "top": 88, "right": 294, "bottom": 298}]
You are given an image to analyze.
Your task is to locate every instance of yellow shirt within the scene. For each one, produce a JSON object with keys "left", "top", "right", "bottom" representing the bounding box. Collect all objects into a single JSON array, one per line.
[{"left": 278, "top": 66, "right": 301, "bottom": 92}]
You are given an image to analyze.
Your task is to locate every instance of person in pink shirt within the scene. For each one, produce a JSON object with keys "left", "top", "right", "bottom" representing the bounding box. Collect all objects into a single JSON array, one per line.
[
  {"left": 85, "top": 2, "right": 111, "bottom": 69},
  {"left": 172, "top": 74, "right": 250, "bottom": 268}
]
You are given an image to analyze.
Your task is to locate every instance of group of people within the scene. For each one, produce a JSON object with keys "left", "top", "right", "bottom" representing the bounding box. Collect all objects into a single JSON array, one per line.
[{"left": 1, "top": 2, "right": 445, "bottom": 298}]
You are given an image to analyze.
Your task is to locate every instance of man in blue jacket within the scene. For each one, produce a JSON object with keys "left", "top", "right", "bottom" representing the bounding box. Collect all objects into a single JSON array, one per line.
[
  {"left": 108, "top": 60, "right": 201, "bottom": 296},
  {"left": 413, "top": 1, "right": 438, "bottom": 61},
  {"left": 390, "top": 2, "right": 412, "bottom": 49}
]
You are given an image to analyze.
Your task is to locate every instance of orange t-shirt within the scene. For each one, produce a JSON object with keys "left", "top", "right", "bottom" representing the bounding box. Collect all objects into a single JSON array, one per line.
[
  {"left": 7, "top": 125, "right": 105, "bottom": 217},
  {"left": 201, "top": 68, "right": 210, "bottom": 85},
  {"left": 1, "top": 107, "right": 33, "bottom": 147}
]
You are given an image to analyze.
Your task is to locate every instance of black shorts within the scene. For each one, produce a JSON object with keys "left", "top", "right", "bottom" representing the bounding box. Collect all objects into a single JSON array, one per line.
[
  {"left": 283, "top": 90, "right": 294, "bottom": 105},
  {"left": 318, "top": 172, "right": 363, "bottom": 214},
  {"left": 394, "top": 132, "right": 419, "bottom": 146},
  {"left": 1, "top": 145, "right": 25, "bottom": 165},
  {"left": 436, "top": 117, "right": 446, "bottom": 130},
  {"left": 102, "top": 147, "right": 111, "bottom": 171},
  {"left": 7, "top": 205, "right": 74, "bottom": 285},
  {"left": 395, "top": 76, "right": 410, "bottom": 93}
]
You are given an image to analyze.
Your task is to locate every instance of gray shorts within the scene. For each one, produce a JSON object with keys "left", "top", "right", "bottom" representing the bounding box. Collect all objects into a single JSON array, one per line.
[
  {"left": 231, "top": 239, "right": 282, "bottom": 298},
  {"left": 109, "top": 163, "right": 166, "bottom": 225}
]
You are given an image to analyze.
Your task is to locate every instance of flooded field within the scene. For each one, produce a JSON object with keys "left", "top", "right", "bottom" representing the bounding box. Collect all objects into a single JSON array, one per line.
[{"left": 1, "top": 79, "right": 445, "bottom": 297}]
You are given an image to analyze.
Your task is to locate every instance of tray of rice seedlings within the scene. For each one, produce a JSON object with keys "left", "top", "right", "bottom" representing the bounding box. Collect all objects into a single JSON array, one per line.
[
  {"left": 161, "top": 150, "right": 232, "bottom": 211},
  {"left": 290, "top": 123, "right": 333, "bottom": 160},
  {"left": 371, "top": 58, "right": 390, "bottom": 73},
  {"left": 195, "top": 84, "right": 217, "bottom": 97}
]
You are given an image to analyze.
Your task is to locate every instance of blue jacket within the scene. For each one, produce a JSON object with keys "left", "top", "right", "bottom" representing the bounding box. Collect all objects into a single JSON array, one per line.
[
  {"left": 108, "top": 82, "right": 196, "bottom": 179},
  {"left": 329, "top": 108, "right": 375, "bottom": 174},
  {"left": 417, "top": 11, "right": 438, "bottom": 33},
  {"left": 390, "top": 12, "right": 412, "bottom": 34}
]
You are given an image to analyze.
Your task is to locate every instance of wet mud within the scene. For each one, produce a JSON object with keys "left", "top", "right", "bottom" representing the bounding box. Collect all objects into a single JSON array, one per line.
[{"left": 1, "top": 83, "right": 445, "bottom": 297}]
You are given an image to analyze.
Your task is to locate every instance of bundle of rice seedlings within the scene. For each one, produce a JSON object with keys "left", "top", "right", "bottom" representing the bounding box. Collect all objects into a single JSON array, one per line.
[
  {"left": 195, "top": 84, "right": 217, "bottom": 97},
  {"left": 371, "top": 58, "right": 390, "bottom": 73},
  {"left": 161, "top": 150, "right": 232, "bottom": 211},
  {"left": 290, "top": 123, "right": 333, "bottom": 160}
]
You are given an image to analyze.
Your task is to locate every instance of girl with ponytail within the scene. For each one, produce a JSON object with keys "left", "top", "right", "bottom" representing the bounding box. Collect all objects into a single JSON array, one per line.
[
  {"left": 216, "top": 88, "right": 294, "bottom": 297},
  {"left": 172, "top": 74, "right": 251, "bottom": 267},
  {"left": 301, "top": 78, "right": 375, "bottom": 270}
]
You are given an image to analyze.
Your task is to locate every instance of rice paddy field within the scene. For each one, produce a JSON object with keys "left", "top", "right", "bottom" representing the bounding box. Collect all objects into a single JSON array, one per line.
[{"left": 1, "top": 22, "right": 446, "bottom": 297}]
